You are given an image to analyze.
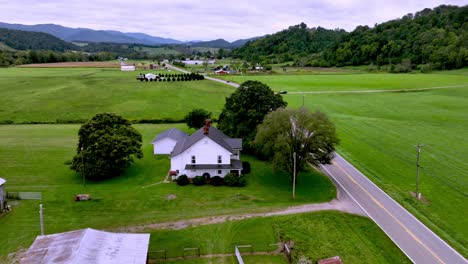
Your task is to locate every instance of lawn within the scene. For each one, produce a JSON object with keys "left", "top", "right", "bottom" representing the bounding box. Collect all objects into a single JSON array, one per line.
[
  {"left": 217, "top": 72, "right": 468, "bottom": 92},
  {"left": 284, "top": 87, "right": 468, "bottom": 255},
  {"left": 148, "top": 212, "right": 409, "bottom": 263},
  {"left": 0, "top": 124, "right": 335, "bottom": 257},
  {"left": 0, "top": 67, "right": 235, "bottom": 123}
]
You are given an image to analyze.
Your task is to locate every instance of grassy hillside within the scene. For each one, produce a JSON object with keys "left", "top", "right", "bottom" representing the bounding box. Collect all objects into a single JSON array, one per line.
[
  {"left": 0, "top": 124, "right": 335, "bottom": 257},
  {"left": 0, "top": 68, "right": 234, "bottom": 123},
  {"left": 222, "top": 72, "right": 468, "bottom": 254},
  {"left": 149, "top": 212, "right": 409, "bottom": 263}
]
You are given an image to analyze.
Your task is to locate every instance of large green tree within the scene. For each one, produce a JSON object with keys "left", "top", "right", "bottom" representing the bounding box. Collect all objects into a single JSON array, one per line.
[
  {"left": 70, "top": 113, "right": 143, "bottom": 180},
  {"left": 254, "top": 108, "right": 339, "bottom": 182},
  {"left": 184, "top": 108, "right": 212, "bottom": 129},
  {"left": 218, "top": 80, "right": 287, "bottom": 149}
]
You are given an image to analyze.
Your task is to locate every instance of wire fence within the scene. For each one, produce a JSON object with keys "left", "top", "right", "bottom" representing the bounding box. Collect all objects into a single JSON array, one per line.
[{"left": 147, "top": 242, "right": 292, "bottom": 263}]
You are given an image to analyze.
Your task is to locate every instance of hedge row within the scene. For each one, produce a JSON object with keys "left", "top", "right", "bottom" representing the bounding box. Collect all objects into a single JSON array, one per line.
[{"left": 176, "top": 174, "right": 246, "bottom": 187}]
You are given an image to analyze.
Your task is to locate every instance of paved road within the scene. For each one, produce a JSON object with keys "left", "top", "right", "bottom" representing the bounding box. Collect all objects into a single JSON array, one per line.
[
  {"left": 321, "top": 154, "right": 467, "bottom": 264},
  {"left": 166, "top": 64, "right": 240, "bottom": 88},
  {"left": 168, "top": 65, "right": 467, "bottom": 263}
]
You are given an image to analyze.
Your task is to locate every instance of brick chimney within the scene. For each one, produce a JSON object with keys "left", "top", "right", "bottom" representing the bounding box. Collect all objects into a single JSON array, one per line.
[{"left": 203, "top": 119, "right": 211, "bottom": 135}]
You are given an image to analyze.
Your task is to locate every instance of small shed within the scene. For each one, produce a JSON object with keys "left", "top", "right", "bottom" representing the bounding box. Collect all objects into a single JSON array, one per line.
[
  {"left": 121, "top": 65, "right": 135, "bottom": 71},
  {"left": 152, "top": 128, "right": 187, "bottom": 154},
  {"left": 21, "top": 228, "right": 150, "bottom": 264},
  {"left": 0, "top": 177, "right": 5, "bottom": 211}
]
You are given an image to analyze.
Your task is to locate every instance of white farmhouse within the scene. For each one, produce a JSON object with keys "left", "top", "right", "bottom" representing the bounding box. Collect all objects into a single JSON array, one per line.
[
  {"left": 154, "top": 122, "right": 242, "bottom": 179},
  {"left": 151, "top": 128, "right": 187, "bottom": 154}
]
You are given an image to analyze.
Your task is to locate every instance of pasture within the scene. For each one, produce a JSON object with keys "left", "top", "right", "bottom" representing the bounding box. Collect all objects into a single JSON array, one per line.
[
  {"left": 0, "top": 67, "right": 234, "bottom": 123},
  {"left": 286, "top": 85, "right": 468, "bottom": 255},
  {"left": 0, "top": 124, "right": 335, "bottom": 257},
  {"left": 148, "top": 212, "right": 409, "bottom": 263},
  {"left": 218, "top": 72, "right": 468, "bottom": 92}
]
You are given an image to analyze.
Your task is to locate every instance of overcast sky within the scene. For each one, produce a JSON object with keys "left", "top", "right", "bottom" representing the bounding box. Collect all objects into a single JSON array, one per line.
[{"left": 0, "top": 0, "right": 465, "bottom": 41}]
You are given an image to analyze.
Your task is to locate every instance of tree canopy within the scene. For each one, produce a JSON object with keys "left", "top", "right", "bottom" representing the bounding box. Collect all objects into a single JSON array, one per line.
[
  {"left": 254, "top": 108, "right": 339, "bottom": 181},
  {"left": 218, "top": 81, "right": 287, "bottom": 149},
  {"left": 184, "top": 108, "right": 212, "bottom": 129},
  {"left": 232, "top": 5, "right": 468, "bottom": 70},
  {"left": 70, "top": 113, "right": 143, "bottom": 180}
]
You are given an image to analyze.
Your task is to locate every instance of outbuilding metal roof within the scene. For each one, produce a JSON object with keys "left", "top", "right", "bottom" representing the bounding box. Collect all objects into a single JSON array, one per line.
[
  {"left": 151, "top": 128, "right": 187, "bottom": 144},
  {"left": 21, "top": 228, "right": 150, "bottom": 264}
]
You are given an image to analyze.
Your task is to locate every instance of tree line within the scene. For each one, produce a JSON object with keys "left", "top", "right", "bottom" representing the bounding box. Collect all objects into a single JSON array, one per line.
[{"left": 232, "top": 5, "right": 468, "bottom": 70}]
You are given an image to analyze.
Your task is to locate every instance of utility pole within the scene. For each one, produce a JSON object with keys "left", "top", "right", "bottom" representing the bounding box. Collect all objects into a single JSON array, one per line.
[
  {"left": 293, "top": 152, "right": 296, "bottom": 200},
  {"left": 302, "top": 95, "right": 305, "bottom": 107},
  {"left": 39, "top": 204, "right": 44, "bottom": 236},
  {"left": 81, "top": 147, "right": 86, "bottom": 188},
  {"left": 415, "top": 143, "right": 423, "bottom": 199}
]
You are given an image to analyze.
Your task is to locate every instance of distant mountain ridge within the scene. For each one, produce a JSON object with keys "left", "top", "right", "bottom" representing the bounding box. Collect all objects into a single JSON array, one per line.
[
  {"left": 0, "top": 22, "right": 182, "bottom": 45},
  {"left": 190, "top": 36, "right": 261, "bottom": 49},
  {"left": 0, "top": 22, "right": 260, "bottom": 48},
  {"left": 0, "top": 27, "right": 76, "bottom": 51}
]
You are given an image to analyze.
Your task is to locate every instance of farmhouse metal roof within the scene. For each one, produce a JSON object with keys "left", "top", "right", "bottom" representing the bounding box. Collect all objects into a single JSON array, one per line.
[
  {"left": 21, "top": 228, "right": 150, "bottom": 264},
  {"left": 151, "top": 128, "right": 187, "bottom": 144},
  {"left": 0, "top": 177, "right": 5, "bottom": 185},
  {"left": 172, "top": 126, "right": 242, "bottom": 157},
  {"left": 185, "top": 159, "right": 243, "bottom": 170}
]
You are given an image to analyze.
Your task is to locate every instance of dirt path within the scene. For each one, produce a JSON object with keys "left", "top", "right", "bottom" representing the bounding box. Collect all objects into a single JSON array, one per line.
[
  {"left": 287, "top": 84, "right": 468, "bottom": 94},
  {"left": 116, "top": 179, "right": 366, "bottom": 233}
]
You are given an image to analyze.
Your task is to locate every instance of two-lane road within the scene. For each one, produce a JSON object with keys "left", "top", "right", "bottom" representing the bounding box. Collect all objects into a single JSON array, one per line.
[{"left": 321, "top": 154, "right": 467, "bottom": 264}]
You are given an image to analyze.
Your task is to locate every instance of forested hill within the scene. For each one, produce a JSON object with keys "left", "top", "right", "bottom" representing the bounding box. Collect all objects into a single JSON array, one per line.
[
  {"left": 323, "top": 5, "right": 467, "bottom": 69},
  {"left": 232, "top": 5, "right": 467, "bottom": 70},
  {"left": 0, "top": 28, "right": 77, "bottom": 52},
  {"left": 231, "top": 23, "right": 346, "bottom": 64}
]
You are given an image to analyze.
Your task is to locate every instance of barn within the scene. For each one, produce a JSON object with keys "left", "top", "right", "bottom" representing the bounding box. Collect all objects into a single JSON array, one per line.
[{"left": 21, "top": 228, "right": 150, "bottom": 264}]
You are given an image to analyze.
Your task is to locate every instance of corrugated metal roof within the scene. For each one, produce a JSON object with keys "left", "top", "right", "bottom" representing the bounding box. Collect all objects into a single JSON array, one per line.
[
  {"left": 0, "top": 177, "right": 5, "bottom": 186},
  {"left": 151, "top": 128, "right": 187, "bottom": 144},
  {"left": 21, "top": 228, "right": 150, "bottom": 264}
]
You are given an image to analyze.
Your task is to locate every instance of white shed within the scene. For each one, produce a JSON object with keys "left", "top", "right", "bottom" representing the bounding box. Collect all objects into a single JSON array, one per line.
[
  {"left": 21, "top": 228, "right": 150, "bottom": 264},
  {"left": 0, "top": 177, "right": 5, "bottom": 211},
  {"left": 121, "top": 65, "right": 135, "bottom": 71},
  {"left": 151, "top": 128, "right": 187, "bottom": 154}
]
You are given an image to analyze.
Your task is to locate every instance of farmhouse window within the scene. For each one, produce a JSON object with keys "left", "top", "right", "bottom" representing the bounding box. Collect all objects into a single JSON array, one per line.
[
  {"left": 218, "top": 155, "right": 222, "bottom": 164},
  {"left": 218, "top": 170, "right": 222, "bottom": 174},
  {"left": 191, "top": 156, "right": 196, "bottom": 164}
]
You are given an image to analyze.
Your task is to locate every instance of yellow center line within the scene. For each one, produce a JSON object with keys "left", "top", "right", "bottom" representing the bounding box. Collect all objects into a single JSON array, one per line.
[{"left": 333, "top": 161, "right": 445, "bottom": 264}]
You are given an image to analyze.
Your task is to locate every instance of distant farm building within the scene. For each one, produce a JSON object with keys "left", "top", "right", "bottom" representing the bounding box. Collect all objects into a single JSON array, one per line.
[
  {"left": 121, "top": 65, "right": 135, "bottom": 71},
  {"left": 21, "top": 228, "right": 150, "bottom": 264},
  {"left": 0, "top": 177, "right": 5, "bottom": 211},
  {"left": 182, "top": 60, "right": 215, "bottom": 65}
]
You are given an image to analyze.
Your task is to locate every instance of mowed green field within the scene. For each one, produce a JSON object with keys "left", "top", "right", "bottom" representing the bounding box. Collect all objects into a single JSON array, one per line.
[
  {"left": 0, "top": 124, "right": 336, "bottom": 257},
  {"left": 221, "top": 72, "right": 468, "bottom": 254},
  {"left": 149, "top": 212, "right": 409, "bottom": 263},
  {"left": 0, "top": 68, "right": 234, "bottom": 123},
  {"left": 218, "top": 72, "right": 468, "bottom": 92}
]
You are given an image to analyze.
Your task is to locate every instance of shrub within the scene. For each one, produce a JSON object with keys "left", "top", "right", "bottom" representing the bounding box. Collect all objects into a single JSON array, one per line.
[
  {"left": 210, "top": 176, "right": 224, "bottom": 186},
  {"left": 224, "top": 173, "right": 247, "bottom": 187},
  {"left": 224, "top": 173, "right": 238, "bottom": 186},
  {"left": 192, "top": 175, "right": 205, "bottom": 186},
  {"left": 241, "top": 161, "right": 251, "bottom": 174},
  {"left": 176, "top": 175, "right": 189, "bottom": 186}
]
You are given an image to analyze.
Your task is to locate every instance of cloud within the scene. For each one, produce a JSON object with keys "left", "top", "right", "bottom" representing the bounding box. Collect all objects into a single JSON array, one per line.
[{"left": 0, "top": 0, "right": 464, "bottom": 41}]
